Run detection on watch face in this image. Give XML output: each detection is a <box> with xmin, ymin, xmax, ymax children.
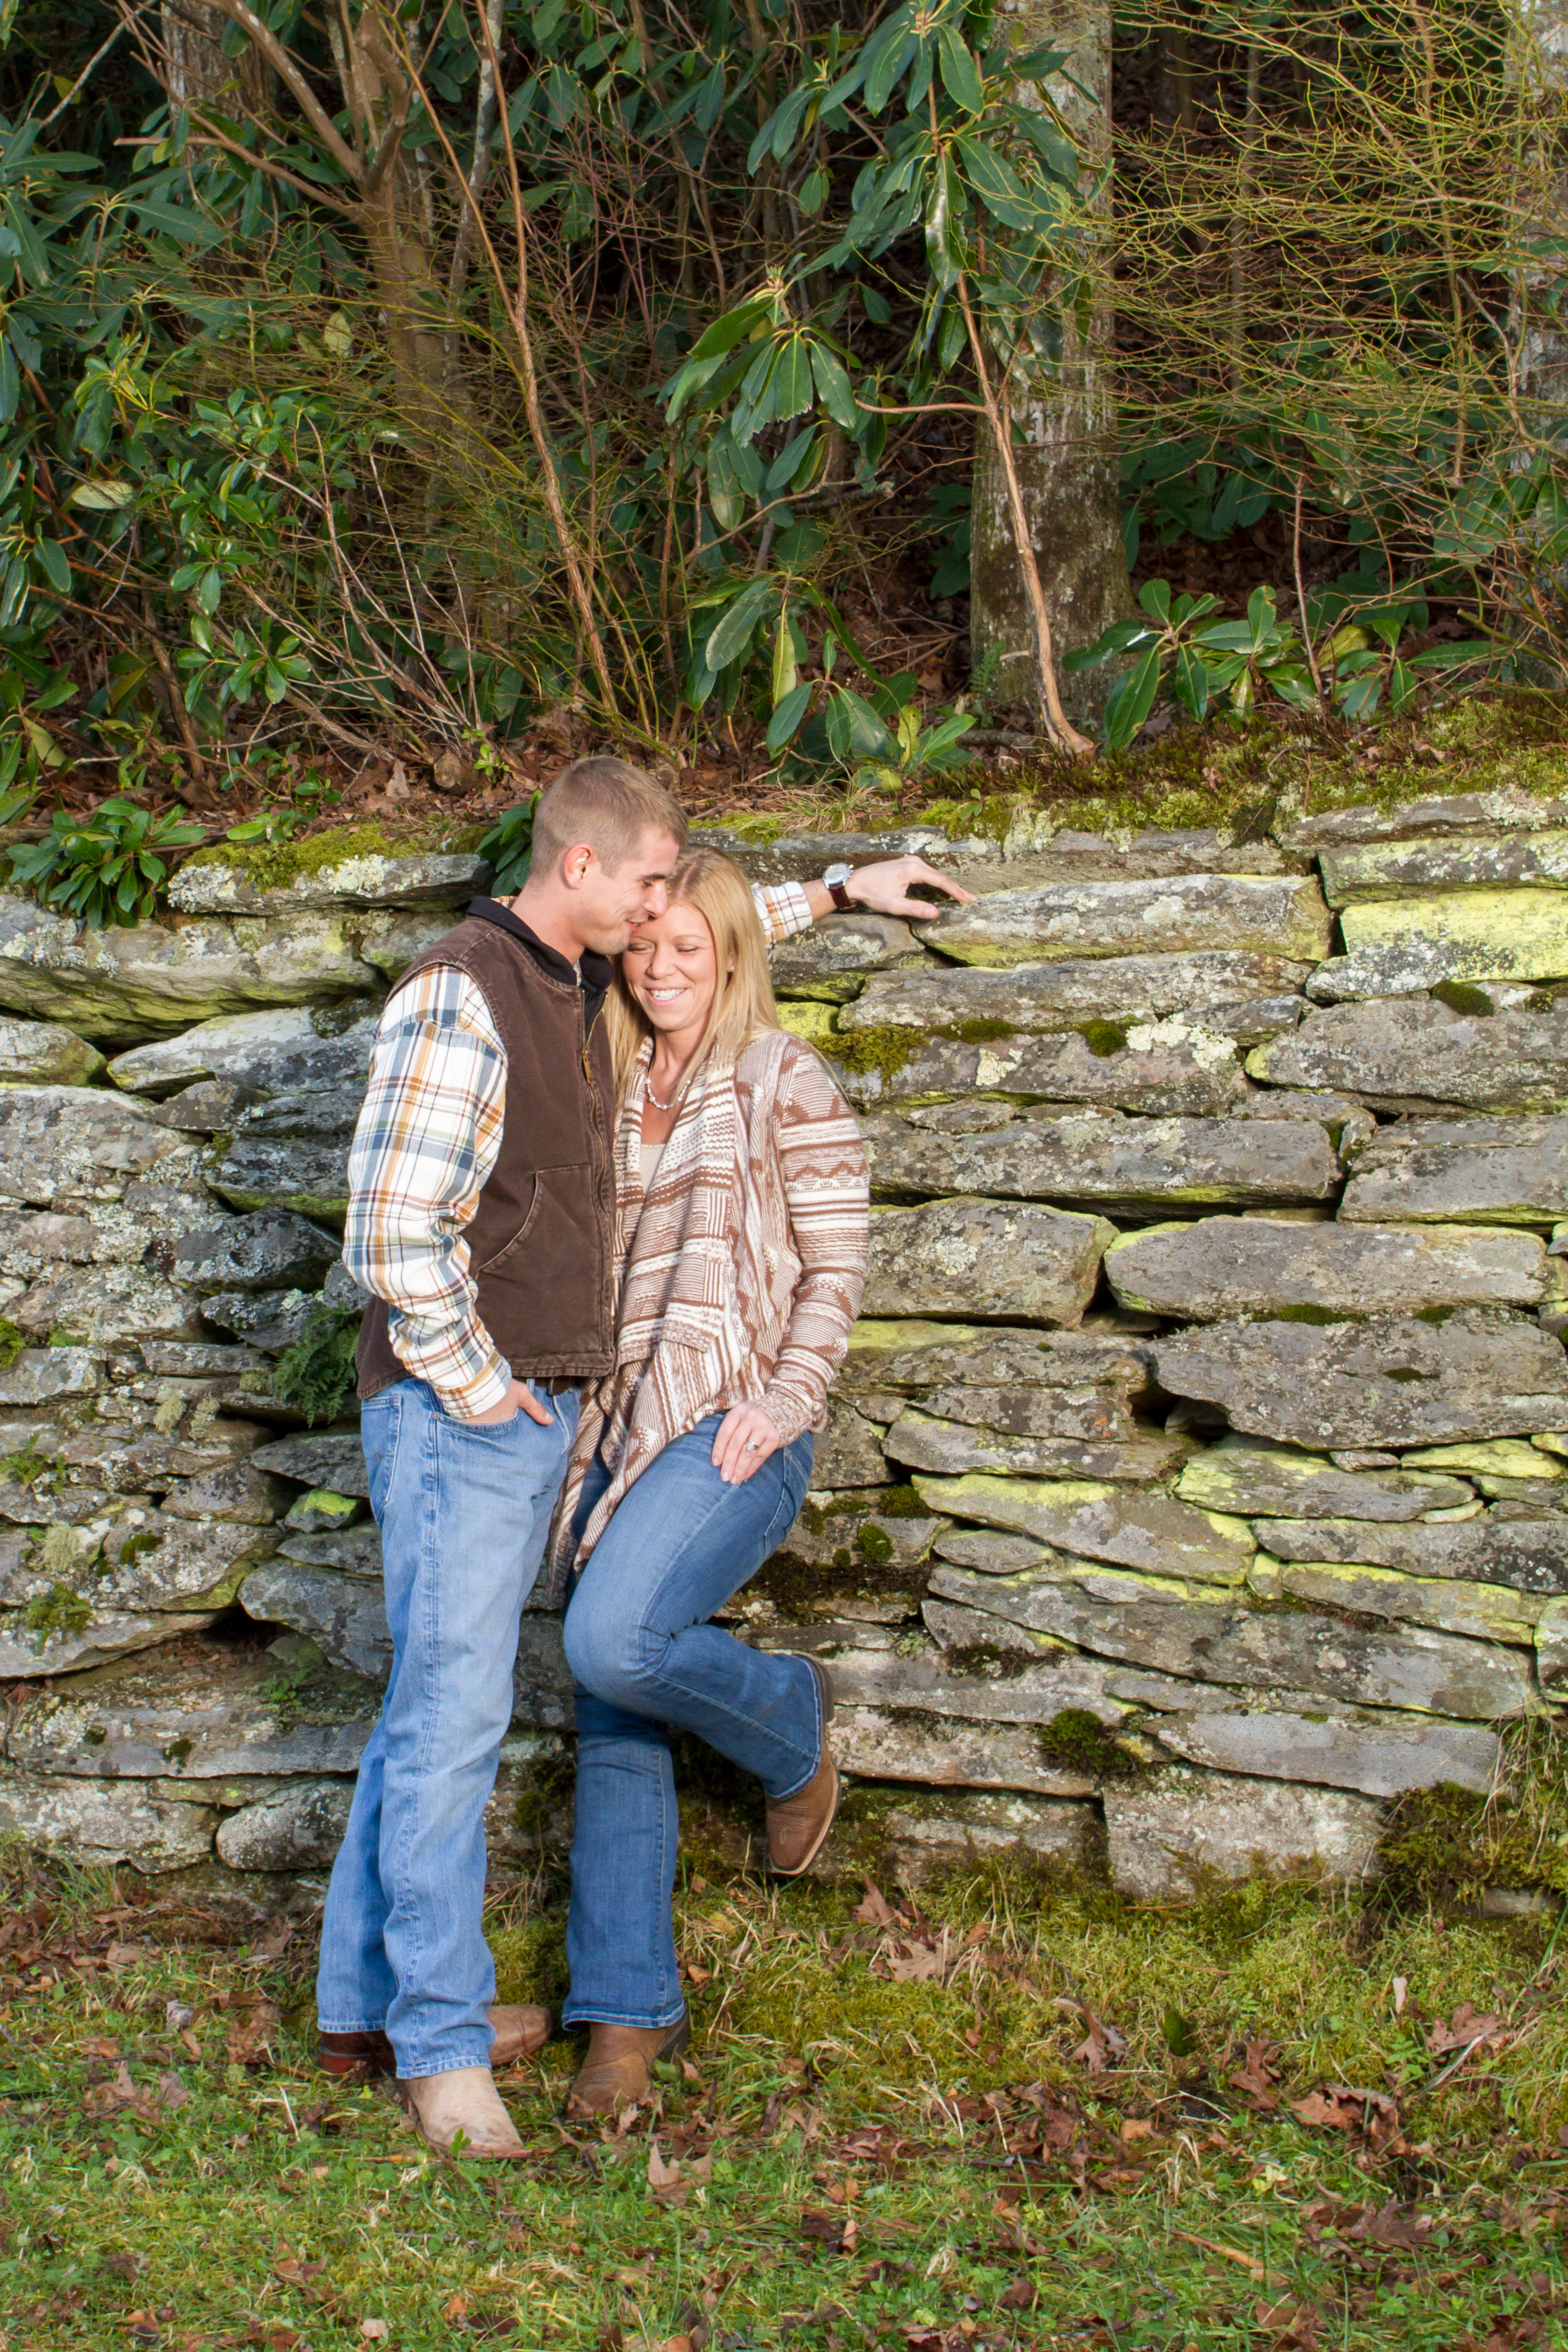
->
<box><xmin>823</xmin><ymin>863</ymin><xmax>853</xmax><ymax>887</ymax></box>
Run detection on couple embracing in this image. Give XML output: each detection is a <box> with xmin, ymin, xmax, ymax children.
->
<box><xmin>311</xmin><ymin>758</ymin><xmax>973</xmax><ymax>2155</ymax></box>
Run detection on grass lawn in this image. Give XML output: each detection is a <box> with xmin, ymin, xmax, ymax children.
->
<box><xmin>1</xmin><ymin>1850</ymin><xmax>1564</xmax><ymax>2352</ymax></box>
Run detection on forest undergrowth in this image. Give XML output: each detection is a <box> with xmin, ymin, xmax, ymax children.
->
<box><xmin>2</xmin><ymin>1841</ymin><xmax>1565</xmax><ymax>2352</ymax></box>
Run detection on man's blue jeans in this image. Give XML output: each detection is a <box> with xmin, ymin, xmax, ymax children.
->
<box><xmin>560</xmin><ymin>1414</ymin><xmax>817</xmax><ymax>2030</ymax></box>
<box><xmin>316</xmin><ymin>1376</ymin><xmax>578</xmax><ymax>2080</ymax></box>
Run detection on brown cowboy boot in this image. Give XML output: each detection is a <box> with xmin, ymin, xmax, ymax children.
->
<box><xmin>319</xmin><ymin>2002</ymin><xmax>551</xmax><ymax>2082</ymax></box>
<box><xmin>766</xmin><ymin>1657</ymin><xmax>839</xmax><ymax>1876</ymax></box>
<box><xmin>566</xmin><ymin>2018</ymin><xmax>690</xmax><ymax>2116</ymax></box>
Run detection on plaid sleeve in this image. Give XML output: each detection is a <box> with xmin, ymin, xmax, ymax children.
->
<box><xmin>342</xmin><ymin>965</ymin><xmax>513</xmax><ymax>1419</ymax></box>
<box><xmin>753</xmin><ymin>879</ymin><xmax>815</xmax><ymax>946</ymax></box>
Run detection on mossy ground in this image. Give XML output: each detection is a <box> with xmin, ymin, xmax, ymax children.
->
<box><xmin>4</xmin><ymin>1839</ymin><xmax>1565</xmax><ymax>2351</ymax></box>
<box><xmin>737</xmin><ymin>685</ymin><xmax>1568</xmax><ymax>845</ymax></box>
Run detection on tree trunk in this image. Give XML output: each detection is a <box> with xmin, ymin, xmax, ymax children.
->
<box><xmin>329</xmin><ymin>4</ymin><xmax>455</xmax><ymax>450</ymax></box>
<box><xmin>970</xmin><ymin>0</ymin><xmax>1131</xmax><ymax>723</ymax></box>
<box><xmin>1513</xmin><ymin>0</ymin><xmax>1568</xmax><ymax>420</ymax></box>
<box><xmin>162</xmin><ymin>0</ymin><xmax>265</xmax><ymax>110</ymax></box>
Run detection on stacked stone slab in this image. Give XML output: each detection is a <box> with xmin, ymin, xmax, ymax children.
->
<box><xmin>1</xmin><ymin>807</ymin><xmax>1565</xmax><ymax>1909</ymax></box>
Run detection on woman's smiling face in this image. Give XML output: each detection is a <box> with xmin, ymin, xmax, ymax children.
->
<box><xmin>622</xmin><ymin>899</ymin><xmax>722</xmax><ymax>1047</ymax></box>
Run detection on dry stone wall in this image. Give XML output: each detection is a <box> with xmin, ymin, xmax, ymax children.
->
<box><xmin>1</xmin><ymin>799</ymin><xmax>1566</xmax><ymax>1912</ymax></box>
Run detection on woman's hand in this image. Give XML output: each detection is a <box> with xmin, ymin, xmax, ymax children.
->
<box><xmin>712</xmin><ymin>1401</ymin><xmax>783</xmax><ymax>1484</ymax></box>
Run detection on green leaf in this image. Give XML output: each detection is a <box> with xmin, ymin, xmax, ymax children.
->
<box><xmin>560</xmin><ymin>179</ymin><xmax>595</xmax><ymax>242</ymax></box>
<box><xmin>864</xmin><ymin>28</ymin><xmax>918</xmax><ymax>115</ymax></box>
<box><xmin>825</xmin><ymin>686</ymin><xmax>892</xmax><ymax>760</ymax></box>
<box><xmin>684</xmin><ymin>298</ymin><xmax>774</xmax><ymax>367</ymax></box>
<box><xmin>771</xmin><ymin>611</ymin><xmax>799</xmax><ymax>704</ymax></box>
<box><xmin>1063</xmin><ymin>618</ymin><xmax>1154</xmax><ymax>672</ymax></box>
<box><xmin>954</xmin><ymin>133</ymin><xmax>1035</xmax><ymax>231</ymax></box>
<box><xmin>766</xmin><ymin>681</ymin><xmax>812</xmax><ymax>753</ymax></box>
<box><xmin>1138</xmin><ymin>579</ymin><xmax>1172</xmax><ymax>625</ymax></box>
<box><xmin>32</xmin><ymin>540</ymin><xmax>69</xmax><ymax>595</ymax></box>
<box><xmin>1172</xmin><ymin>643</ymin><xmax>1210</xmax><ymax>722</ymax></box>
<box><xmin>861</xmin><ymin>285</ymin><xmax>892</xmax><ymax>324</ymax></box>
<box><xmin>68</xmin><ymin>479</ymin><xmax>134</xmax><ymax>510</ymax></box>
<box><xmin>703</xmin><ymin>578</ymin><xmax>779</xmax><ymax>670</ymax></box>
<box><xmin>924</xmin><ymin>155</ymin><xmax>960</xmax><ymax>290</ymax></box>
<box><xmin>766</xmin><ymin>428</ymin><xmax>817</xmax><ymax>495</ymax></box>
<box><xmin>809</xmin><ymin>342</ymin><xmax>860</xmax><ymax>432</ymax></box>
<box><xmin>1100</xmin><ymin>643</ymin><xmax>1162</xmax><ymax>750</ymax></box>
<box><xmin>748</xmin><ymin>84</ymin><xmax>812</xmax><ymax>173</ymax></box>
<box><xmin>771</xmin><ymin>339</ymin><xmax>815</xmax><ymax>423</ymax></box>
<box><xmin>937</xmin><ymin>27</ymin><xmax>986</xmax><ymax>112</ymax></box>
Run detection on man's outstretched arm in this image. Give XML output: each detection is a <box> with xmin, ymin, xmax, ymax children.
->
<box><xmin>754</xmin><ymin>853</ymin><xmax>977</xmax><ymax>944</ymax></box>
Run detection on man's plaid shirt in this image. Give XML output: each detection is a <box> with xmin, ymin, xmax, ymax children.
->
<box><xmin>342</xmin><ymin>881</ymin><xmax>818</xmax><ymax>1418</ymax></box>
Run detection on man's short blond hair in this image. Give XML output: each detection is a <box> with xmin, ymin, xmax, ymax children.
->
<box><xmin>531</xmin><ymin>758</ymin><xmax>688</xmax><ymax>877</ymax></box>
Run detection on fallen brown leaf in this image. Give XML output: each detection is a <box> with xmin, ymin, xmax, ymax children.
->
<box><xmin>226</xmin><ymin>2004</ymin><xmax>282</xmax><ymax>2067</ymax></box>
<box><xmin>1229</xmin><ymin>2035</ymin><xmax>1284</xmax><ymax>2111</ymax></box>
<box><xmin>1427</xmin><ymin>2004</ymin><xmax>1504</xmax><ymax>2057</ymax></box>
<box><xmin>647</xmin><ymin>2141</ymin><xmax>681</xmax><ymax>2195</ymax></box>
<box><xmin>852</xmin><ymin>1881</ymin><xmax>897</xmax><ymax>1927</ymax></box>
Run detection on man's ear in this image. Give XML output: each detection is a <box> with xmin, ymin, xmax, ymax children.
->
<box><xmin>560</xmin><ymin>842</ymin><xmax>596</xmax><ymax>890</ymax></box>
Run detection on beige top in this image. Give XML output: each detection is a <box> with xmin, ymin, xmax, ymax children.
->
<box><xmin>638</xmin><ymin>1138</ymin><xmax>665</xmax><ymax>1191</ymax></box>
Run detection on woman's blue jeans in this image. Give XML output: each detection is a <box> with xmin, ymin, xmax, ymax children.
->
<box><xmin>561</xmin><ymin>1414</ymin><xmax>817</xmax><ymax>2029</ymax></box>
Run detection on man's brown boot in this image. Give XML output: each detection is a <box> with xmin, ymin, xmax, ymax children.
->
<box><xmin>567</xmin><ymin>2018</ymin><xmax>689</xmax><ymax>2116</ymax></box>
<box><xmin>766</xmin><ymin>1657</ymin><xmax>839</xmax><ymax>1876</ymax></box>
<box><xmin>319</xmin><ymin>2002</ymin><xmax>550</xmax><ymax>2082</ymax></box>
<box><xmin>399</xmin><ymin>2066</ymin><xmax>526</xmax><ymax>2159</ymax></box>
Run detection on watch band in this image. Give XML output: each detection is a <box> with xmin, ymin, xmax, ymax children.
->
<box><xmin>827</xmin><ymin>877</ymin><xmax>853</xmax><ymax>912</ymax></box>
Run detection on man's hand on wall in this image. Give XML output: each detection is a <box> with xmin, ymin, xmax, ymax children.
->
<box><xmin>845</xmin><ymin>855</ymin><xmax>978</xmax><ymax>920</ymax></box>
<box><xmin>799</xmin><ymin>856</ymin><xmax>978</xmax><ymax>924</ymax></box>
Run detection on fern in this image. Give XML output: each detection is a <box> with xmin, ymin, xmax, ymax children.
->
<box><xmin>271</xmin><ymin>1304</ymin><xmax>361</xmax><ymax>1427</ymax></box>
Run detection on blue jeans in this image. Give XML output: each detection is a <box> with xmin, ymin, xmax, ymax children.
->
<box><xmin>316</xmin><ymin>1376</ymin><xmax>579</xmax><ymax>2080</ymax></box>
<box><xmin>560</xmin><ymin>1414</ymin><xmax>817</xmax><ymax>2030</ymax></box>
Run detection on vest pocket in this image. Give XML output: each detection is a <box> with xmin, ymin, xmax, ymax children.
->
<box><xmin>477</xmin><ymin>1163</ymin><xmax>606</xmax><ymax>1356</ymax></box>
<box><xmin>475</xmin><ymin>1172</ymin><xmax>543</xmax><ymax>1272</ymax></box>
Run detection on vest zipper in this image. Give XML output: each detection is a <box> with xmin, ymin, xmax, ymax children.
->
<box><xmin>580</xmin><ymin>996</ymin><xmax>611</xmax><ymax>1339</ymax></box>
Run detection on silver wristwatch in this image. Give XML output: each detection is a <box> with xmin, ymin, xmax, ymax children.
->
<box><xmin>822</xmin><ymin>861</ymin><xmax>854</xmax><ymax>912</ymax></box>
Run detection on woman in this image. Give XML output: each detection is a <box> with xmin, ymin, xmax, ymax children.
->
<box><xmin>538</xmin><ymin>847</ymin><xmax>869</xmax><ymax>2116</ymax></box>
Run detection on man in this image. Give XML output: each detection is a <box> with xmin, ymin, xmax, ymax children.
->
<box><xmin>314</xmin><ymin>757</ymin><xmax>975</xmax><ymax>2157</ymax></box>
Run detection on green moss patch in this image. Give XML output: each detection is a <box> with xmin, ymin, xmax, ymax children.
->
<box><xmin>825</xmin><ymin>1024</ymin><xmax>921</xmax><ymax>1087</ymax></box>
<box><xmin>1373</xmin><ymin>1720</ymin><xmax>1568</xmax><ymax>1915</ymax></box>
<box><xmin>1037</xmin><ymin>1706</ymin><xmax>1151</xmax><ymax>1782</ymax></box>
<box><xmin>1430</xmin><ymin>980</ymin><xmax>1497</xmax><ymax>1017</ymax></box>
<box><xmin>182</xmin><ymin>820</ymin><xmax>477</xmax><ymax>895</ymax></box>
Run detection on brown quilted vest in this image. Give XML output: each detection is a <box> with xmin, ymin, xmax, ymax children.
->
<box><xmin>355</xmin><ymin>902</ymin><xmax>617</xmax><ymax>1397</ymax></box>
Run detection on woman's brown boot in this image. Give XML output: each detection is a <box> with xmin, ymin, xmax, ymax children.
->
<box><xmin>567</xmin><ymin>2018</ymin><xmax>689</xmax><ymax>2115</ymax></box>
<box><xmin>766</xmin><ymin>1656</ymin><xmax>839</xmax><ymax>1876</ymax></box>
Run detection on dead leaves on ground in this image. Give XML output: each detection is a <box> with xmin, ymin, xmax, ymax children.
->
<box><xmin>1303</xmin><ymin>2196</ymin><xmax>1438</xmax><ymax>2258</ymax></box>
<box><xmin>645</xmin><ymin>2137</ymin><xmax>713</xmax><ymax>2207</ymax></box>
<box><xmin>1288</xmin><ymin>2082</ymin><xmax>1407</xmax><ymax>2155</ymax></box>
<box><xmin>81</xmin><ymin>2060</ymin><xmax>191</xmax><ymax>2124</ymax></box>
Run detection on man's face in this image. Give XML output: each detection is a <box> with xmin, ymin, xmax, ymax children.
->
<box><xmin>572</xmin><ymin>828</ymin><xmax>681</xmax><ymax>956</ymax></box>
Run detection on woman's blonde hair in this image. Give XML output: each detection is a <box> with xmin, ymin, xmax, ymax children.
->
<box><xmin>606</xmin><ymin>846</ymin><xmax>780</xmax><ymax>1094</ymax></box>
